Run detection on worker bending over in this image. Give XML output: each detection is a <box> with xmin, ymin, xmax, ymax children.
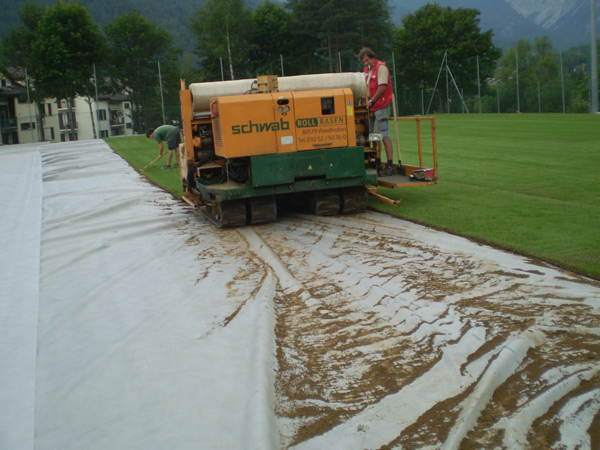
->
<box><xmin>146</xmin><ymin>124</ymin><xmax>181</xmax><ymax>170</ymax></box>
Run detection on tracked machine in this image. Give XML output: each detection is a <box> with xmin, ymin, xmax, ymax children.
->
<box><xmin>178</xmin><ymin>73</ymin><xmax>437</xmax><ymax>227</ymax></box>
<box><xmin>178</xmin><ymin>73</ymin><xmax>378</xmax><ymax>227</ymax></box>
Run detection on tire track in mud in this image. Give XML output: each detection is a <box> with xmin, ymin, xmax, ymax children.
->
<box><xmin>239</xmin><ymin>213</ymin><xmax>600</xmax><ymax>449</ymax></box>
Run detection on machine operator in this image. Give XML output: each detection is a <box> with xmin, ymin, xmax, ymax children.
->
<box><xmin>359</xmin><ymin>47</ymin><xmax>395</xmax><ymax>178</ymax></box>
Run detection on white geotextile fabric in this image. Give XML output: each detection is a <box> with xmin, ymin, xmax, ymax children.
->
<box><xmin>1</xmin><ymin>140</ymin><xmax>599</xmax><ymax>449</ymax></box>
<box><xmin>0</xmin><ymin>145</ymin><xmax>42</xmax><ymax>450</ymax></box>
<box><xmin>0</xmin><ymin>140</ymin><xmax>277</xmax><ymax>450</ymax></box>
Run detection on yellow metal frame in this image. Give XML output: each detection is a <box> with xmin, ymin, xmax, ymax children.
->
<box><xmin>377</xmin><ymin>116</ymin><xmax>438</xmax><ymax>189</ymax></box>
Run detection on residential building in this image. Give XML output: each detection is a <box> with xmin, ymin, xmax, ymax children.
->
<box><xmin>16</xmin><ymin>94</ymin><xmax>134</xmax><ymax>144</ymax></box>
<box><xmin>1</xmin><ymin>69</ymin><xmax>134</xmax><ymax>145</ymax></box>
<box><xmin>96</xmin><ymin>93</ymin><xmax>133</xmax><ymax>139</ymax></box>
<box><xmin>0</xmin><ymin>71</ymin><xmax>21</xmax><ymax>145</ymax></box>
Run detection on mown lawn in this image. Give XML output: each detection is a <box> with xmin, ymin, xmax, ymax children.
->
<box><xmin>377</xmin><ymin>113</ymin><xmax>600</xmax><ymax>279</ymax></box>
<box><xmin>106</xmin><ymin>135</ymin><xmax>184</xmax><ymax>198</ymax></box>
<box><xmin>106</xmin><ymin>113</ymin><xmax>600</xmax><ymax>279</ymax></box>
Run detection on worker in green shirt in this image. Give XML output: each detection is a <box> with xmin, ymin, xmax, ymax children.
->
<box><xmin>146</xmin><ymin>124</ymin><xmax>181</xmax><ymax>169</ymax></box>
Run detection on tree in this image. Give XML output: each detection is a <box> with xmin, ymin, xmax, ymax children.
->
<box><xmin>286</xmin><ymin>0</ymin><xmax>393</xmax><ymax>74</ymax></box>
<box><xmin>181</xmin><ymin>53</ymin><xmax>201</xmax><ymax>84</ymax></box>
<box><xmin>393</xmin><ymin>4</ymin><xmax>501</xmax><ymax>115</ymax></box>
<box><xmin>30</xmin><ymin>0</ymin><xmax>105</xmax><ymax>140</ymax></box>
<box><xmin>0</xmin><ymin>4</ymin><xmax>43</xmax><ymax>77</ymax></box>
<box><xmin>189</xmin><ymin>0</ymin><xmax>253</xmax><ymax>81</ymax></box>
<box><xmin>1</xmin><ymin>4</ymin><xmax>48</xmax><ymax>140</ymax></box>
<box><xmin>496</xmin><ymin>37</ymin><xmax>562</xmax><ymax>113</ymax></box>
<box><xmin>532</xmin><ymin>36</ymin><xmax>560</xmax><ymax>112</ymax></box>
<box><xmin>559</xmin><ymin>39</ymin><xmax>600</xmax><ymax>112</ymax></box>
<box><xmin>249</xmin><ymin>1</ymin><xmax>292</xmax><ymax>76</ymax></box>
<box><xmin>104</xmin><ymin>11</ymin><xmax>180</xmax><ymax>133</ymax></box>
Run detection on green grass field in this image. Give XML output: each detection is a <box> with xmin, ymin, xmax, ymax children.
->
<box><xmin>378</xmin><ymin>113</ymin><xmax>600</xmax><ymax>279</ymax></box>
<box><xmin>106</xmin><ymin>135</ymin><xmax>184</xmax><ymax>198</ymax></box>
<box><xmin>106</xmin><ymin>113</ymin><xmax>600</xmax><ymax>279</ymax></box>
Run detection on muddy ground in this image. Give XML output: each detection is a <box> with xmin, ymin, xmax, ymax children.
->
<box><xmin>10</xmin><ymin>140</ymin><xmax>597</xmax><ymax>450</ymax></box>
<box><xmin>190</xmin><ymin>211</ymin><xmax>600</xmax><ymax>449</ymax></box>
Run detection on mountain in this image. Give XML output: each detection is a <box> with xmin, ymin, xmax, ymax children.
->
<box><xmin>523</xmin><ymin>0</ymin><xmax>599</xmax><ymax>48</ymax></box>
<box><xmin>1</xmin><ymin>0</ymin><xmax>597</xmax><ymax>56</ymax></box>
<box><xmin>390</xmin><ymin>0</ymin><xmax>599</xmax><ymax>49</ymax></box>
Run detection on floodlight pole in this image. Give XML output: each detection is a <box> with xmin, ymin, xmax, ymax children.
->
<box><xmin>591</xmin><ymin>0</ymin><xmax>598</xmax><ymax>113</ymax></box>
<box><xmin>427</xmin><ymin>52</ymin><xmax>448</xmax><ymax>114</ymax></box>
<box><xmin>496</xmin><ymin>84</ymin><xmax>500</xmax><ymax>113</ymax></box>
<box><xmin>560</xmin><ymin>50</ymin><xmax>566</xmax><ymax>113</ymax></box>
<box><xmin>25</xmin><ymin>69</ymin><xmax>35</xmax><ymax>142</ymax></box>
<box><xmin>445</xmin><ymin>50</ymin><xmax>450</xmax><ymax>113</ymax></box>
<box><xmin>158</xmin><ymin>61</ymin><xmax>166</xmax><ymax>125</ymax></box>
<box><xmin>93</xmin><ymin>63</ymin><xmax>100</xmax><ymax>138</ymax></box>
<box><xmin>515</xmin><ymin>45</ymin><xmax>520</xmax><ymax>112</ymax></box>
<box><xmin>225</xmin><ymin>16</ymin><xmax>234</xmax><ymax>80</ymax></box>
<box><xmin>476</xmin><ymin>55</ymin><xmax>482</xmax><ymax>113</ymax></box>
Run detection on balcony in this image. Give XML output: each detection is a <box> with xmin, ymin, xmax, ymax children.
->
<box><xmin>57</xmin><ymin>99</ymin><xmax>76</xmax><ymax>110</ymax></box>
<box><xmin>109</xmin><ymin>109</ymin><xmax>128</xmax><ymax>127</ymax></box>
<box><xmin>59</xmin><ymin>122</ymin><xmax>78</xmax><ymax>131</ymax></box>
<box><xmin>110</xmin><ymin>116</ymin><xmax>125</xmax><ymax>126</ymax></box>
<box><xmin>0</xmin><ymin>118</ymin><xmax>17</xmax><ymax>129</ymax></box>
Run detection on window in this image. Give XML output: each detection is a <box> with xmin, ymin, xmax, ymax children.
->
<box><xmin>123</xmin><ymin>102</ymin><xmax>130</xmax><ymax>109</ymax></box>
<box><xmin>100</xmin><ymin>130</ymin><xmax>109</xmax><ymax>138</ymax></box>
<box><xmin>321</xmin><ymin>97</ymin><xmax>335</xmax><ymax>115</ymax></box>
<box><xmin>20</xmin><ymin>122</ymin><xmax>36</xmax><ymax>130</ymax></box>
<box><xmin>47</xmin><ymin>103</ymin><xmax>52</xmax><ymax>116</ymax></box>
<box><xmin>57</xmin><ymin>99</ymin><xmax>75</xmax><ymax>109</ymax></box>
<box><xmin>50</xmin><ymin>127</ymin><xmax>55</xmax><ymax>140</ymax></box>
<box><xmin>97</xmin><ymin>109</ymin><xmax>107</xmax><ymax>121</ymax></box>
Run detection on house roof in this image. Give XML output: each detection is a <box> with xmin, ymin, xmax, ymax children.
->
<box><xmin>97</xmin><ymin>93</ymin><xmax>128</xmax><ymax>102</ymax></box>
<box><xmin>0</xmin><ymin>85</ymin><xmax>22</xmax><ymax>97</ymax></box>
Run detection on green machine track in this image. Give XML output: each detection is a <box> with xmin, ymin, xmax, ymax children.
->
<box><xmin>195</xmin><ymin>146</ymin><xmax>375</xmax><ymax>227</ymax></box>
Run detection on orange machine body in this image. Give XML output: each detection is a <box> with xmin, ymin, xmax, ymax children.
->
<box><xmin>212</xmin><ymin>88</ymin><xmax>356</xmax><ymax>158</ymax></box>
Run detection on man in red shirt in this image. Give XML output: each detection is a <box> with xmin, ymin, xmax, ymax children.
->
<box><xmin>359</xmin><ymin>47</ymin><xmax>395</xmax><ymax>177</ymax></box>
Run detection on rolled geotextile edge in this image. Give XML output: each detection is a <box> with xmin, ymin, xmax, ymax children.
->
<box><xmin>189</xmin><ymin>73</ymin><xmax>367</xmax><ymax>113</ymax></box>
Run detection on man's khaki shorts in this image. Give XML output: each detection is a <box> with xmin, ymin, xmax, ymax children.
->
<box><xmin>369</xmin><ymin>106</ymin><xmax>390</xmax><ymax>138</ymax></box>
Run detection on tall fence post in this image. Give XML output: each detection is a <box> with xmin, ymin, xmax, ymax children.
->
<box><xmin>476</xmin><ymin>55</ymin><xmax>482</xmax><ymax>113</ymax></box>
<box><xmin>515</xmin><ymin>46</ymin><xmax>521</xmax><ymax>112</ymax></box>
<box><xmin>158</xmin><ymin>61</ymin><xmax>166</xmax><ymax>125</ymax></box>
<box><xmin>25</xmin><ymin>69</ymin><xmax>35</xmax><ymax>142</ymax></box>
<box><xmin>560</xmin><ymin>50</ymin><xmax>566</xmax><ymax>113</ymax></box>
<box><xmin>93</xmin><ymin>63</ymin><xmax>100</xmax><ymax>138</ymax></box>
<box><xmin>591</xmin><ymin>0</ymin><xmax>598</xmax><ymax>113</ymax></box>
